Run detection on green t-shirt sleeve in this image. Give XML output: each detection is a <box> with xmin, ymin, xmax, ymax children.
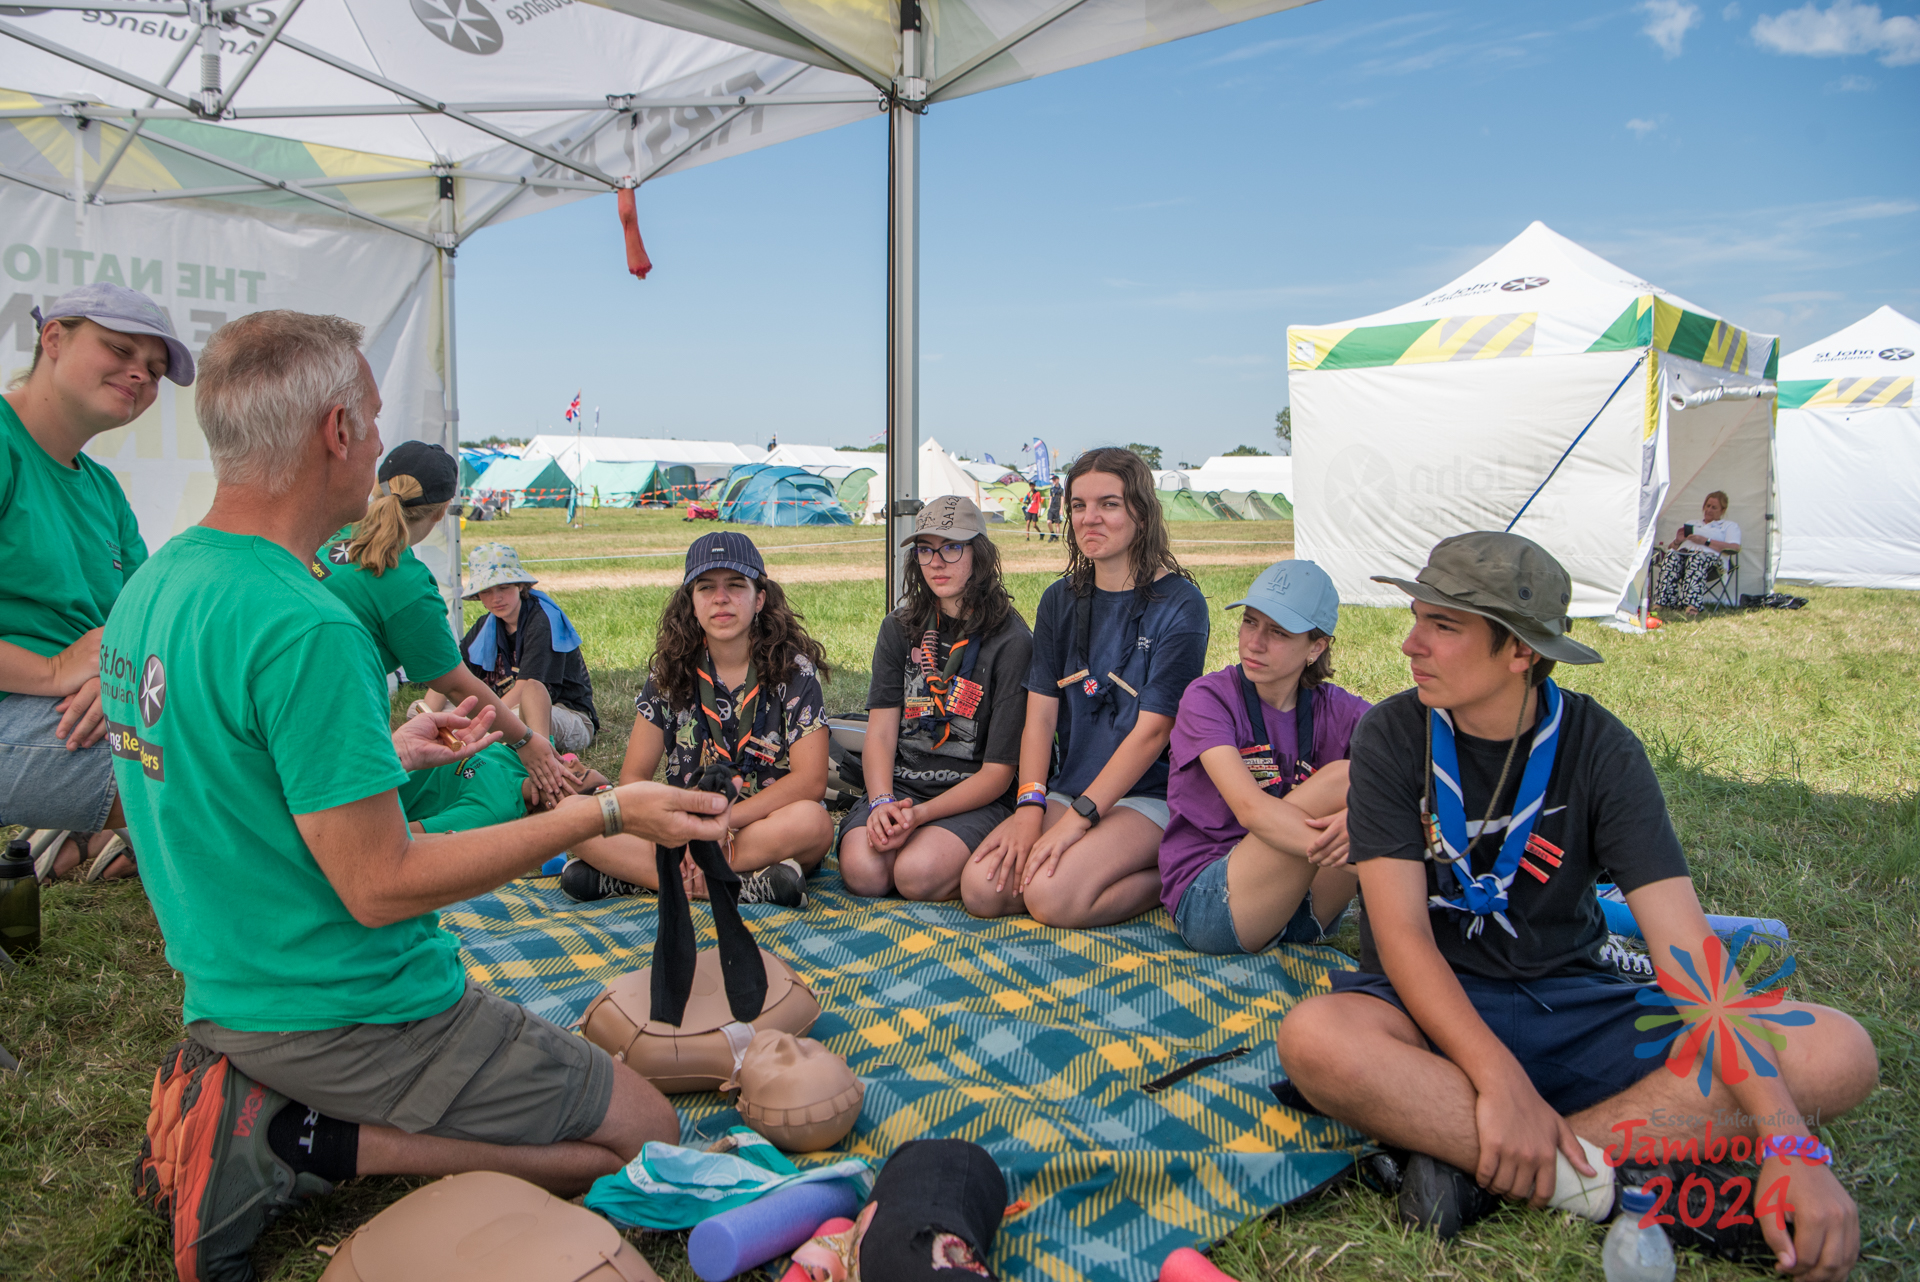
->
<box><xmin>383</xmin><ymin>557</ymin><xmax>462</xmax><ymax>681</ymax></box>
<box><xmin>115</xmin><ymin>479</ymin><xmax>148</xmax><ymax>586</ymax></box>
<box><xmin>416</xmin><ymin>746</ymin><xmax>528</xmax><ymax>833</ymax></box>
<box><xmin>256</xmin><ymin>620</ymin><xmax>408</xmax><ymax>815</ymax></box>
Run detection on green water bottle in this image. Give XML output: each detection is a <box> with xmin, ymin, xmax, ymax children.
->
<box><xmin>0</xmin><ymin>838</ymin><xmax>41</xmax><ymax>961</ymax></box>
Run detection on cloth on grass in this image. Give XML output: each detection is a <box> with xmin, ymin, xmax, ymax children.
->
<box><xmin>441</xmin><ymin>863</ymin><xmax>1363</xmax><ymax>1282</ymax></box>
<box><xmin>585</xmin><ymin>1126</ymin><xmax>872</xmax><ymax>1229</ymax></box>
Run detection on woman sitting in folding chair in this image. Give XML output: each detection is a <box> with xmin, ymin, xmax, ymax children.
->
<box><xmin>1653</xmin><ymin>490</ymin><xmax>1741</xmax><ymax>618</ymax></box>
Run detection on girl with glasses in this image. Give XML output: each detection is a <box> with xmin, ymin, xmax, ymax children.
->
<box><xmin>839</xmin><ymin>496</ymin><xmax>1033</xmax><ymax>901</ymax></box>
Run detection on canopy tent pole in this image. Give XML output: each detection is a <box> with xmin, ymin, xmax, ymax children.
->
<box><xmin>885</xmin><ymin>0</ymin><xmax>926</xmax><ymax>607</ymax></box>
<box><xmin>438</xmin><ymin>170</ymin><xmax>463</xmax><ymax>633</ymax></box>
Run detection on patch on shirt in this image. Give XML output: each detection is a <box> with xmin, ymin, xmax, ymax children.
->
<box><xmin>107</xmin><ymin>720</ymin><xmax>165</xmax><ymax>781</ymax></box>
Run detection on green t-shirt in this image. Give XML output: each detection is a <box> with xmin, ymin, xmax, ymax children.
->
<box><xmin>0</xmin><ymin>398</ymin><xmax>148</xmax><ymax>699</ymax></box>
<box><xmin>103</xmin><ymin>527</ymin><xmax>463</xmax><ymax>1031</ymax></box>
<box><xmin>312</xmin><ymin>527</ymin><xmax>462</xmax><ymax>683</ymax></box>
<box><xmin>399</xmin><ymin>742</ymin><xmax>531</xmax><ymax>834</ymax></box>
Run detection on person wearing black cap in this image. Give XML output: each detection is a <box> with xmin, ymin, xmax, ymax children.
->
<box><xmin>316</xmin><ymin>441</ymin><xmax>571</xmax><ymax>805</ymax></box>
<box><xmin>2</xmin><ymin>283</ymin><xmax>195</xmax><ymax>881</ymax></box>
<box><xmin>1275</xmin><ymin>532</ymin><xmax>1876</xmax><ymax>1277</ymax></box>
<box><xmin>559</xmin><ymin>531</ymin><xmax>831</xmax><ymax>908</ymax></box>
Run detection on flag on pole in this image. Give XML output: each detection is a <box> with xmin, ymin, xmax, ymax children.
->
<box><xmin>564</xmin><ymin>392</ymin><xmax>582</xmax><ymax>423</ymax></box>
<box><xmin>1032</xmin><ymin>440</ymin><xmax>1052</xmax><ymax>487</ymax></box>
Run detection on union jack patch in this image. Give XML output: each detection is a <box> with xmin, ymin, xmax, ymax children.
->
<box><xmin>1082</xmin><ymin>677</ymin><xmax>1100</xmax><ymax>696</ymax></box>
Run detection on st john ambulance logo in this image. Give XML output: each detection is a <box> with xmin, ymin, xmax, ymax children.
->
<box><xmin>138</xmin><ymin>655</ymin><xmax>166</xmax><ymax>728</ymax></box>
<box><xmin>1879</xmin><ymin>347</ymin><xmax>1913</xmax><ymax>362</ymax></box>
<box><xmin>1501</xmin><ymin>276</ymin><xmax>1550</xmax><ymax>291</ymax></box>
<box><xmin>412</xmin><ymin>0</ymin><xmax>504</xmax><ymax>54</ymax></box>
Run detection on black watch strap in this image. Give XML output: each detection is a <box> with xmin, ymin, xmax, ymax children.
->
<box><xmin>1071</xmin><ymin>793</ymin><xmax>1100</xmax><ymax>825</ymax></box>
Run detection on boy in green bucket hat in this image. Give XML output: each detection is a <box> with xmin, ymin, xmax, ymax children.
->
<box><xmin>1275</xmin><ymin>532</ymin><xmax>1877</xmax><ymax>1279</ymax></box>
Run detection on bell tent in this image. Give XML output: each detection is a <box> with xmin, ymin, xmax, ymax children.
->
<box><xmin>1775</xmin><ymin>306</ymin><xmax>1920</xmax><ymax>590</ymax></box>
<box><xmin>1289</xmin><ymin>221</ymin><xmax>1778</xmax><ymax>622</ymax></box>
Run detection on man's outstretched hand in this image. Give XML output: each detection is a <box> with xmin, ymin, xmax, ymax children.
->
<box><xmin>394</xmin><ymin>697</ymin><xmax>501</xmax><ymax>771</ymax></box>
<box><xmin>613</xmin><ymin>781</ymin><xmax>731</xmax><ymax>849</ymax></box>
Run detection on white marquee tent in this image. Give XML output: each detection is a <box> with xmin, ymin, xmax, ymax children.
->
<box><xmin>1289</xmin><ymin>221</ymin><xmax>1779</xmax><ymax>623</ymax></box>
<box><xmin>525</xmin><ymin>433</ymin><xmax>760</xmax><ymax>482</ymax></box>
<box><xmin>1775</xmin><ymin>305</ymin><xmax>1919</xmax><ymax>590</ymax></box>
<box><xmin>764</xmin><ymin>442</ymin><xmax>882</xmax><ymax>472</ymax></box>
<box><xmin>1185</xmin><ymin>454</ymin><xmax>1293</xmax><ymax>500</ymax></box>
<box><xmin>2</xmin><ymin>0</ymin><xmax>1322</xmax><ymax>606</ymax></box>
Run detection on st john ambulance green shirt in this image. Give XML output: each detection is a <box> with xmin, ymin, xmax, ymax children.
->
<box><xmin>313</xmin><ymin>527</ymin><xmax>462</xmax><ymax>683</ymax></box>
<box><xmin>0</xmin><ymin>398</ymin><xmax>147</xmax><ymax>699</ymax></box>
<box><xmin>103</xmin><ymin>527</ymin><xmax>464</xmax><ymax>1031</ymax></box>
<box><xmin>399</xmin><ymin>743</ymin><xmax>530</xmax><ymax>834</ymax></box>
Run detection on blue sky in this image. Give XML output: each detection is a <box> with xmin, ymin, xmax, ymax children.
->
<box><xmin>456</xmin><ymin>0</ymin><xmax>1919</xmax><ymax>465</ymax></box>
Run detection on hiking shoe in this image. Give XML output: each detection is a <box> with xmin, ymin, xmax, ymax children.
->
<box><xmin>1623</xmin><ymin>1160</ymin><xmax>1780</xmax><ymax>1263</ymax></box>
<box><xmin>737</xmin><ymin>858</ymin><xmax>807</xmax><ymax>909</ymax></box>
<box><xmin>133</xmin><ymin>1040</ymin><xmax>332</xmax><ymax>1282</ymax></box>
<box><xmin>1358</xmin><ymin>1146</ymin><xmax>1411</xmax><ymax>1196</ymax></box>
<box><xmin>1601</xmin><ymin>933</ymin><xmax>1656</xmax><ymax>981</ymax></box>
<box><xmin>1398</xmin><ymin>1153</ymin><xmax>1499</xmax><ymax>1238</ymax></box>
<box><xmin>559</xmin><ymin>858</ymin><xmax>646</xmax><ymax>902</ymax></box>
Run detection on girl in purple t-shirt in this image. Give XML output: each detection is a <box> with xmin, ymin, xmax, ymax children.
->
<box><xmin>1161</xmin><ymin>560</ymin><xmax>1370</xmax><ymax>953</ymax></box>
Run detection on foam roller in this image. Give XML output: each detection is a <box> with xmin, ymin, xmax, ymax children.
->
<box><xmin>776</xmin><ymin>1217</ymin><xmax>854</xmax><ymax>1282</ymax></box>
<box><xmin>1596</xmin><ymin>894</ymin><xmax>1788</xmax><ymax>943</ymax></box>
<box><xmin>1160</xmin><ymin>1246</ymin><xmax>1239</xmax><ymax>1281</ymax></box>
<box><xmin>687</xmin><ymin>1179</ymin><xmax>862</xmax><ymax>1281</ymax></box>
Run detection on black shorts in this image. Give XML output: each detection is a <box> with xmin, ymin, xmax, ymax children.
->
<box><xmin>835</xmin><ymin>795</ymin><xmax>1012</xmax><ymax>859</ymax></box>
<box><xmin>1329</xmin><ymin>969</ymin><xmax>1665</xmax><ymax>1116</ymax></box>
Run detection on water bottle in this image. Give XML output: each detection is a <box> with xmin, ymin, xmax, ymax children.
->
<box><xmin>1603</xmin><ymin>1186</ymin><xmax>1675</xmax><ymax>1282</ymax></box>
<box><xmin>0</xmin><ymin>838</ymin><xmax>42</xmax><ymax>961</ymax></box>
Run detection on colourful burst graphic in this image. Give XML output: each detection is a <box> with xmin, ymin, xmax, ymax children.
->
<box><xmin>1632</xmin><ymin>927</ymin><xmax>1814</xmax><ymax>1096</ymax></box>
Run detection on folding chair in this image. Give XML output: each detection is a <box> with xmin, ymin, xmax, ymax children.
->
<box><xmin>1702</xmin><ymin>550</ymin><xmax>1741</xmax><ymax>609</ymax></box>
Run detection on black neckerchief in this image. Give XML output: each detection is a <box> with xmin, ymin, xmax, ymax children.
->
<box><xmin>1237</xmin><ymin>664</ymin><xmax>1316</xmax><ymax>794</ymax></box>
<box><xmin>1060</xmin><ymin>588</ymin><xmax>1148</xmax><ymax>719</ymax></box>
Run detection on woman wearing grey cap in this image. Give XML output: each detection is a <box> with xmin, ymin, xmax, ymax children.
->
<box><xmin>0</xmin><ymin>284</ymin><xmax>193</xmax><ymax>880</ymax></box>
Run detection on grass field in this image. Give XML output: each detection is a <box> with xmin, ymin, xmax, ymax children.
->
<box><xmin>3</xmin><ymin>509</ymin><xmax>1916</xmax><ymax>1281</ymax></box>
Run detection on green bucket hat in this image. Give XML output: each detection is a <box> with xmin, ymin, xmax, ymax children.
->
<box><xmin>1372</xmin><ymin>531</ymin><xmax>1603</xmax><ymax>665</ymax></box>
<box><xmin>464</xmin><ymin>542</ymin><xmax>538</xmax><ymax>598</ymax></box>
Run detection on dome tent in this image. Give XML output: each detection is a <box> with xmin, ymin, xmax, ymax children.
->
<box><xmin>1775</xmin><ymin>306</ymin><xmax>1920</xmax><ymax>590</ymax></box>
<box><xmin>1290</xmin><ymin>221</ymin><xmax>1778</xmax><ymax>623</ymax></box>
<box><xmin>719</xmin><ymin>464</ymin><xmax>852</xmax><ymax>526</ymax></box>
<box><xmin>474</xmin><ymin>454</ymin><xmax>575</xmax><ymax>508</ymax></box>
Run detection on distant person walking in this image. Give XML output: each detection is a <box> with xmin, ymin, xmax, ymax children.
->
<box><xmin>1046</xmin><ymin>480</ymin><xmax>1063</xmax><ymax>543</ymax></box>
<box><xmin>1022</xmin><ymin>485</ymin><xmax>1045</xmax><ymax>541</ymax></box>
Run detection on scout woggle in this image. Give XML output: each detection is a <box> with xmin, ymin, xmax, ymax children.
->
<box><xmin>1424</xmin><ymin>678</ymin><xmax>1563</xmax><ymax>939</ymax></box>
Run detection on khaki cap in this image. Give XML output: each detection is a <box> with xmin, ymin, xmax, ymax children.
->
<box><xmin>1373</xmin><ymin>531</ymin><xmax>1603</xmax><ymax>665</ymax></box>
<box><xmin>899</xmin><ymin>494</ymin><xmax>987</xmax><ymax>545</ymax></box>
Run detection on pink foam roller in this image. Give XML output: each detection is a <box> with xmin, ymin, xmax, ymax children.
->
<box><xmin>1160</xmin><ymin>1246</ymin><xmax>1239</xmax><ymax>1282</ymax></box>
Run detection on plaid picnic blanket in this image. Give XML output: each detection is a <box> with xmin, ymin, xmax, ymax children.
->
<box><xmin>441</xmin><ymin>865</ymin><xmax>1365</xmax><ymax>1281</ymax></box>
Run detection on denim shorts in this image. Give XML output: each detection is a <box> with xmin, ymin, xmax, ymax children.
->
<box><xmin>1045</xmin><ymin>791</ymin><xmax>1170</xmax><ymax>829</ymax></box>
<box><xmin>1173</xmin><ymin>855</ymin><xmax>1326</xmax><ymax>954</ymax></box>
<box><xmin>1327</xmin><ymin>969</ymin><xmax>1666</xmax><ymax>1115</ymax></box>
<box><xmin>0</xmin><ymin>692</ymin><xmax>117</xmax><ymax>832</ymax></box>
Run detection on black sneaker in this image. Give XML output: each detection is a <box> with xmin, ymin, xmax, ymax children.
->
<box><xmin>737</xmin><ymin>858</ymin><xmax>807</xmax><ymax>909</ymax></box>
<box><xmin>1358</xmin><ymin>1147</ymin><xmax>1411</xmax><ymax>1196</ymax></box>
<box><xmin>559</xmin><ymin>858</ymin><xmax>646</xmax><ymax>902</ymax></box>
<box><xmin>133</xmin><ymin>1040</ymin><xmax>333</xmax><ymax>1282</ymax></box>
<box><xmin>1398</xmin><ymin>1153</ymin><xmax>1500</xmax><ymax>1238</ymax></box>
<box><xmin>1601</xmin><ymin>933</ymin><xmax>1656</xmax><ymax>981</ymax></box>
<box><xmin>1623</xmin><ymin>1160</ymin><xmax>1780</xmax><ymax>1263</ymax></box>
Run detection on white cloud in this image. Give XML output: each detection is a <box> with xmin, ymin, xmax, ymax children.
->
<box><xmin>1195</xmin><ymin>354</ymin><xmax>1272</xmax><ymax>367</ymax></box>
<box><xmin>1752</xmin><ymin>0</ymin><xmax>1920</xmax><ymax>65</ymax></box>
<box><xmin>1641</xmin><ymin>0</ymin><xmax>1703</xmax><ymax>54</ymax></box>
<box><xmin>1627</xmin><ymin>117</ymin><xmax>1662</xmax><ymax>135</ymax></box>
<box><xmin>1831</xmin><ymin>71</ymin><xmax>1877</xmax><ymax>86</ymax></box>
<box><xmin>1761</xmin><ymin>290</ymin><xmax>1845</xmax><ymax>301</ymax></box>
<box><xmin>1723</xmin><ymin>1</ymin><xmax>1742</xmax><ymax>17</ymax></box>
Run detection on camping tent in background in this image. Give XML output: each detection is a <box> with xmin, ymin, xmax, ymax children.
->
<box><xmin>835</xmin><ymin>467</ymin><xmax>879</xmax><ymax>519</ymax></box>
<box><xmin>576</xmin><ymin>459</ymin><xmax>664</xmax><ymax>506</ymax></box>
<box><xmin>1154</xmin><ymin>471</ymin><xmax>1193</xmax><ymax>491</ymax></box>
<box><xmin>528</xmin><ymin>436</ymin><xmax>760</xmax><ymax>484</ymax></box>
<box><xmin>718</xmin><ymin>464</ymin><xmax>853</xmax><ymax>525</ymax></box>
<box><xmin>958</xmin><ymin>459</ymin><xmax>1021</xmax><ymax>485</ymax></box>
<box><xmin>919</xmin><ymin>439</ymin><xmax>985</xmax><ymax>507</ymax></box>
<box><xmin>658</xmin><ymin>465</ymin><xmax>701</xmax><ymax>504</ymax></box>
<box><xmin>979</xmin><ymin>482</ymin><xmax>1028</xmax><ymax>522</ymax></box>
<box><xmin>1775</xmin><ymin>306</ymin><xmax>1920</xmax><ymax>590</ymax></box>
<box><xmin>765</xmin><ymin>444</ymin><xmax>884</xmax><ymax>472</ymax></box>
<box><xmin>458</xmin><ymin>454</ymin><xmax>483</xmax><ymax>492</ymax></box>
<box><xmin>1187</xmin><ymin>456</ymin><xmax>1294</xmax><ymax>502</ymax></box>
<box><xmin>1220</xmin><ymin>490</ymin><xmax>1293</xmax><ymax>520</ymax></box>
<box><xmin>474</xmin><ymin>454</ymin><xmax>575</xmax><ymax>508</ymax></box>
<box><xmin>1289</xmin><ymin>221</ymin><xmax>1778</xmax><ymax>622</ymax></box>
<box><xmin>1157</xmin><ymin>489</ymin><xmax>1218</xmax><ymax>521</ymax></box>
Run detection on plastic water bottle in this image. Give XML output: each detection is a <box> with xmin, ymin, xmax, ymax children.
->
<box><xmin>1603</xmin><ymin>1187</ymin><xmax>1675</xmax><ymax>1282</ymax></box>
<box><xmin>0</xmin><ymin>838</ymin><xmax>42</xmax><ymax>961</ymax></box>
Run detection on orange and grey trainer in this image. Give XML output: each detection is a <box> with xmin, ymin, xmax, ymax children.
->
<box><xmin>133</xmin><ymin>1040</ymin><xmax>335</xmax><ymax>1282</ymax></box>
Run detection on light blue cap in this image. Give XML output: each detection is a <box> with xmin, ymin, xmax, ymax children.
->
<box><xmin>1227</xmin><ymin>559</ymin><xmax>1340</xmax><ymax>635</ymax></box>
<box><xmin>32</xmin><ymin>282</ymin><xmax>193</xmax><ymax>385</ymax></box>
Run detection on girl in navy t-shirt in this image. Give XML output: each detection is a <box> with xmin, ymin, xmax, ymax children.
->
<box><xmin>963</xmin><ymin>447</ymin><xmax>1209</xmax><ymax>928</ymax></box>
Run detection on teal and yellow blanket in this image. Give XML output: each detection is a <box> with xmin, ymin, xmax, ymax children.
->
<box><xmin>443</xmin><ymin>867</ymin><xmax>1364</xmax><ymax>1281</ymax></box>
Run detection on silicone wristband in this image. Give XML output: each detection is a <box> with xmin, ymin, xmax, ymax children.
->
<box><xmin>598</xmin><ymin>791</ymin><xmax>623</xmax><ymax>838</ymax></box>
<box><xmin>868</xmin><ymin>794</ymin><xmax>897</xmax><ymax>807</ymax></box>
<box><xmin>1019</xmin><ymin>782</ymin><xmax>1048</xmax><ymax>797</ymax></box>
<box><xmin>1762</xmin><ymin>1134</ymin><xmax>1833</xmax><ymax>1165</ymax></box>
<box><xmin>1015</xmin><ymin>791</ymin><xmax>1048</xmax><ymax>811</ymax></box>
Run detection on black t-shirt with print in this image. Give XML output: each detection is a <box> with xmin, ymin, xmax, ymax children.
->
<box><xmin>635</xmin><ymin>655</ymin><xmax>826</xmax><ymax>798</ymax></box>
<box><xmin>460</xmin><ymin>594</ymin><xmax>599</xmax><ymax>730</ymax></box>
<box><xmin>1347</xmin><ymin>686</ymin><xmax>1689</xmax><ymax>982</ymax></box>
<box><xmin>867</xmin><ymin>611</ymin><xmax>1033</xmax><ymax>806</ymax></box>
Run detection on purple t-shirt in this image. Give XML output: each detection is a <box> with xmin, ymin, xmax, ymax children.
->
<box><xmin>1158</xmin><ymin>667</ymin><xmax>1372</xmax><ymax>915</ymax></box>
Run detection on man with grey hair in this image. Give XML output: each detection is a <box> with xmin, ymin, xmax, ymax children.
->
<box><xmin>104</xmin><ymin>310</ymin><xmax>731</xmax><ymax>1282</ymax></box>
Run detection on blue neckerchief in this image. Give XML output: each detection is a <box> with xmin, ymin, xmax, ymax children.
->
<box><xmin>1068</xmin><ymin>588</ymin><xmax>1147</xmax><ymax>721</ymax></box>
<box><xmin>465</xmin><ymin>589</ymin><xmax>582</xmax><ymax>669</ymax></box>
<box><xmin>1426</xmin><ymin>679</ymin><xmax>1562</xmax><ymax>940</ymax></box>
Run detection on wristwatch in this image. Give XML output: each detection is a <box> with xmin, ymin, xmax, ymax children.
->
<box><xmin>1071</xmin><ymin>794</ymin><xmax>1101</xmax><ymax>826</ymax></box>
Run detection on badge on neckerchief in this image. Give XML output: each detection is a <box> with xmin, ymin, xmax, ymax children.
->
<box><xmin>906</xmin><ymin>628</ymin><xmax>982</xmax><ymax>748</ymax></box>
<box><xmin>1236</xmin><ymin>664</ymin><xmax>1316</xmax><ymax>793</ymax></box>
<box><xmin>1423</xmin><ymin>678</ymin><xmax>1563</xmax><ymax>940</ymax></box>
<box><xmin>697</xmin><ymin>649</ymin><xmax>776</xmax><ymax>777</ymax></box>
<box><xmin>1055</xmin><ymin>590</ymin><xmax>1145</xmax><ymax>719</ymax></box>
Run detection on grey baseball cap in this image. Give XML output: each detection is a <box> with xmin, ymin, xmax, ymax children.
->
<box><xmin>1372</xmin><ymin>531</ymin><xmax>1602</xmax><ymax>665</ymax></box>
<box><xmin>899</xmin><ymin>494</ymin><xmax>986</xmax><ymax>545</ymax></box>
<box><xmin>1228</xmin><ymin>559</ymin><xmax>1340</xmax><ymax>635</ymax></box>
<box><xmin>32</xmin><ymin>283</ymin><xmax>194</xmax><ymax>385</ymax></box>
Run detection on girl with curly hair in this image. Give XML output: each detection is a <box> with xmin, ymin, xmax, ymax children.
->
<box><xmin>964</xmin><ymin>447</ymin><xmax>1209</xmax><ymax>928</ymax></box>
<box><xmin>561</xmin><ymin>532</ymin><xmax>831</xmax><ymax>908</ymax></box>
<box><xmin>840</xmin><ymin>496</ymin><xmax>1033</xmax><ymax>902</ymax></box>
